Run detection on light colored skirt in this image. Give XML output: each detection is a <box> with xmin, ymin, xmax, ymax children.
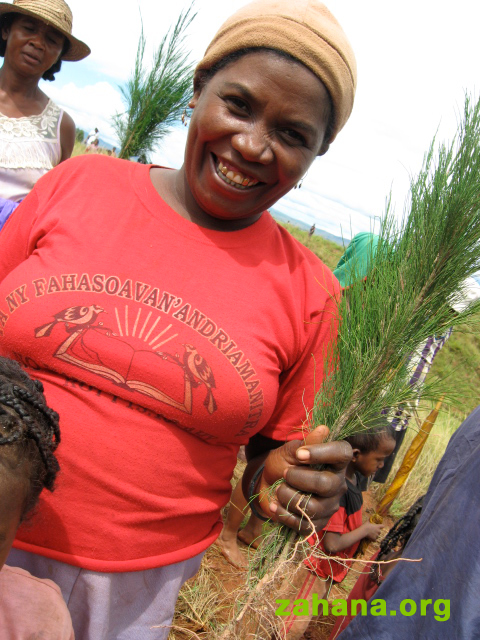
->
<box><xmin>8</xmin><ymin>547</ymin><xmax>204</xmax><ymax>640</ymax></box>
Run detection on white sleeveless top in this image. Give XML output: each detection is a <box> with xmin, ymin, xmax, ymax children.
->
<box><xmin>0</xmin><ymin>99</ymin><xmax>63</xmax><ymax>202</ymax></box>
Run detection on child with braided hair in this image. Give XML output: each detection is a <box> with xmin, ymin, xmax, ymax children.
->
<box><xmin>328</xmin><ymin>495</ymin><xmax>424</xmax><ymax>639</ymax></box>
<box><xmin>0</xmin><ymin>355</ymin><xmax>74</xmax><ymax>639</ymax></box>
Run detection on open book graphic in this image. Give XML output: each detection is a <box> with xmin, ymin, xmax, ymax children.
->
<box><xmin>49</xmin><ymin>326</ymin><xmax>193</xmax><ymax>413</ymax></box>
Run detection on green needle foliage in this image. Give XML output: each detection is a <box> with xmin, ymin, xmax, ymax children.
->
<box><xmin>113</xmin><ymin>4</ymin><xmax>196</xmax><ymax>161</ymax></box>
<box><xmin>314</xmin><ymin>94</ymin><xmax>480</xmax><ymax>443</ymax></box>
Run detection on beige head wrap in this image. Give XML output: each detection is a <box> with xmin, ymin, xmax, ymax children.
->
<box><xmin>196</xmin><ymin>0</ymin><xmax>357</xmax><ymax>143</ymax></box>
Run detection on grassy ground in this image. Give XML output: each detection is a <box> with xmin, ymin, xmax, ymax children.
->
<box><xmin>279</xmin><ymin>222</ymin><xmax>346</xmax><ymax>270</ymax></box>
<box><xmin>428</xmin><ymin>324</ymin><xmax>480</xmax><ymax>415</ymax></box>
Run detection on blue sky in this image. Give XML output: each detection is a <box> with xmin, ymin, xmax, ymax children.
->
<box><xmin>40</xmin><ymin>0</ymin><xmax>480</xmax><ymax>240</ymax></box>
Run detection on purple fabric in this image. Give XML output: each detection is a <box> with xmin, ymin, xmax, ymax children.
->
<box><xmin>389</xmin><ymin>329</ymin><xmax>453</xmax><ymax>431</ymax></box>
<box><xmin>0</xmin><ymin>198</ymin><xmax>19</xmax><ymax>231</ymax></box>
<box><xmin>7</xmin><ymin>547</ymin><xmax>204</xmax><ymax>640</ymax></box>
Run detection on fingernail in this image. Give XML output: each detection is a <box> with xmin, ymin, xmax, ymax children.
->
<box><xmin>269</xmin><ymin>502</ymin><xmax>278</xmax><ymax>513</ymax></box>
<box><xmin>296</xmin><ymin>448</ymin><xmax>310</xmax><ymax>461</ymax></box>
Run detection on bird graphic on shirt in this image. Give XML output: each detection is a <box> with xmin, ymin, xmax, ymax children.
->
<box><xmin>35</xmin><ymin>305</ymin><xmax>105</xmax><ymax>338</ymax></box>
<box><xmin>182</xmin><ymin>344</ymin><xmax>217</xmax><ymax>414</ymax></box>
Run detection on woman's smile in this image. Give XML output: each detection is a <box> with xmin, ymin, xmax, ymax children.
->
<box><xmin>214</xmin><ymin>154</ymin><xmax>261</xmax><ymax>190</ymax></box>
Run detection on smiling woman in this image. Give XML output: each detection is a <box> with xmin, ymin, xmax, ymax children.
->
<box><xmin>159</xmin><ymin>49</ymin><xmax>333</xmax><ymax>229</ymax></box>
<box><xmin>0</xmin><ymin>0</ymin><xmax>90</xmax><ymax>228</ymax></box>
<box><xmin>0</xmin><ymin>1</ymin><xmax>357</xmax><ymax>639</ymax></box>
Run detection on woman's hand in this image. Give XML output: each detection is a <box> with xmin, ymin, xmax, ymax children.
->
<box><xmin>251</xmin><ymin>426</ymin><xmax>352</xmax><ymax>535</ymax></box>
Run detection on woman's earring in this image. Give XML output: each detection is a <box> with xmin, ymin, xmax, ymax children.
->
<box><xmin>181</xmin><ymin>108</ymin><xmax>189</xmax><ymax>127</ymax></box>
<box><xmin>294</xmin><ymin>172</ymin><xmax>308</xmax><ymax>189</ymax></box>
<box><xmin>294</xmin><ymin>177</ymin><xmax>304</xmax><ymax>189</ymax></box>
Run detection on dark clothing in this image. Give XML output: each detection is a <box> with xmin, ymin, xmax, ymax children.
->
<box><xmin>339</xmin><ymin>405</ymin><xmax>480</xmax><ymax>639</ymax></box>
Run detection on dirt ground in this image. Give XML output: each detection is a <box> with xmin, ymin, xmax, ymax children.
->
<box><xmin>192</xmin><ymin>489</ymin><xmax>395</xmax><ymax>639</ymax></box>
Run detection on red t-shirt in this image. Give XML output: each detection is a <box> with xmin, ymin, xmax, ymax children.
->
<box><xmin>0</xmin><ymin>155</ymin><xmax>339</xmax><ymax>571</ymax></box>
<box><xmin>305</xmin><ymin>473</ymin><xmax>363</xmax><ymax>582</ymax></box>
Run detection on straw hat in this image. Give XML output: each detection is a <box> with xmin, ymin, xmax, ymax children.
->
<box><xmin>0</xmin><ymin>0</ymin><xmax>90</xmax><ymax>61</ymax></box>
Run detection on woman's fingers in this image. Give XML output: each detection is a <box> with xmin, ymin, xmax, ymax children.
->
<box><xmin>270</xmin><ymin>495</ymin><xmax>342</xmax><ymax>534</ymax></box>
<box><xmin>270</xmin><ymin>438</ymin><xmax>351</xmax><ymax>472</ymax></box>
<box><xmin>275</xmin><ymin>471</ymin><xmax>346</xmax><ymax>527</ymax></box>
<box><xmin>259</xmin><ymin>431</ymin><xmax>353</xmax><ymax>528</ymax></box>
<box><xmin>270</xmin><ymin>425</ymin><xmax>331</xmax><ymax>468</ymax></box>
<box><xmin>293</xmin><ymin>440</ymin><xmax>353</xmax><ymax>470</ymax></box>
<box><xmin>303</xmin><ymin>424</ymin><xmax>330</xmax><ymax>445</ymax></box>
<box><xmin>280</xmin><ymin>468</ymin><xmax>344</xmax><ymax>499</ymax></box>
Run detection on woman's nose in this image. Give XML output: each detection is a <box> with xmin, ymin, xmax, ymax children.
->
<box><xmin>231</xmin><ymin>124</ymin><xmax>274</xmax><ymax>164</ymax></box>
<box><xmin>29</xmin><ymin>28</ymin><xmax>47</xmax><ymax>49</ymax></box>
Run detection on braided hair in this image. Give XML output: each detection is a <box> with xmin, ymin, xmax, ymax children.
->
<box><xmin>378</xmin><ymin>496</ymin><xmax>424</xmax><ymax>559</ymax></box>
<box><xmin>371</xmin><ymin>495</ymin><xmax>424</xmax><ymax>583</ymax></box>
<box><xmin>0</xmin><ymin>356</ymin><xmax>60</xmax><ymax>519</ymax></box>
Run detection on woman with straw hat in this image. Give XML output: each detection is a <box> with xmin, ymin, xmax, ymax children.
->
<box><xmin>0</xmin><ymin>0</ymin><xmax>356</xmax><ymax>637</ymax></box>
<box><xmin>0</xmin><ymin>0</ymin><xmax>90</xmax><ymax>229</ymax></box>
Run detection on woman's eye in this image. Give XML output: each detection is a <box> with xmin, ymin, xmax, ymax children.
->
<box><xmin>226</xmin><ymin>96</ymin><xmax>249</xmax><ymax>113</ymax></box>
<box><xmin>281</xmin><ymin>129</ymin><xmax>306</xmax><ymax>146</ymax></box>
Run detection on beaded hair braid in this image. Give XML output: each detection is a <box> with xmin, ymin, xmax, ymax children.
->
<box><xmin>0</xmin><ymin>356</ymin><xmax>60</xmax><ymax>517</ymax></box>
<box><xmin>372</xmin><ymin>496</ymin><xmax>425</xmax><ymax>584</ymax></box>
<box><xmin>371</xmin><ymin>495</ymin><xmax>424</xmax><ymax>583</ymax></box>
<box><xmin>378</xmin><ymin>495</ymin><xmax>424</xmax><ymax>560</ymax></box>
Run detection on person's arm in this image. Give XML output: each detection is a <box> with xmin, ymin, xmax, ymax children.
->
<box><xmin>0</xmin><ymin>162</ymin><xmax>65</xmax><ymax>280</ymax></box>
<box><xmin>323</xmin><ymin>522</ymin><xmax>384</xmax><ymax>553</ymax></box>
<box><xmin>243</xmin><ymin>249</ymin><xmax>348</xmax><ymax>534</ymax></box>
<box><xmin>59</xmin><ymin>111</ymin><xmax>76</xmax><ymax>162</ymax></box>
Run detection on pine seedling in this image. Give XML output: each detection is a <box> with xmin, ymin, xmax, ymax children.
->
<box><xmin>113</xmin><ymin>4</ymin><xmax>196</xmax><ymax>161</ymax></box>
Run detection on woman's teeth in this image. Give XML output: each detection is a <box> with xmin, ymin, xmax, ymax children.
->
<box><xmin>216</xmin><ymin>162</ymin><xmax>259</xmax><ymax>189</ymax></box>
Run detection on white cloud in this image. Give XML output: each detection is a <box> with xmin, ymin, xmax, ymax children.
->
<box><xmin>45</xmin><ymin>81</ymin><xmax>123</xmax><ymax>145</ymax></box>
<box><xmin>66</xmin><ymin>0</ymin><xmax>249</xmax><ymax>82</ymax></box>
<box><xmin>151</xmin><ymin>127</ymin><xmax>187</xmax><ymax>169</ymax></box>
